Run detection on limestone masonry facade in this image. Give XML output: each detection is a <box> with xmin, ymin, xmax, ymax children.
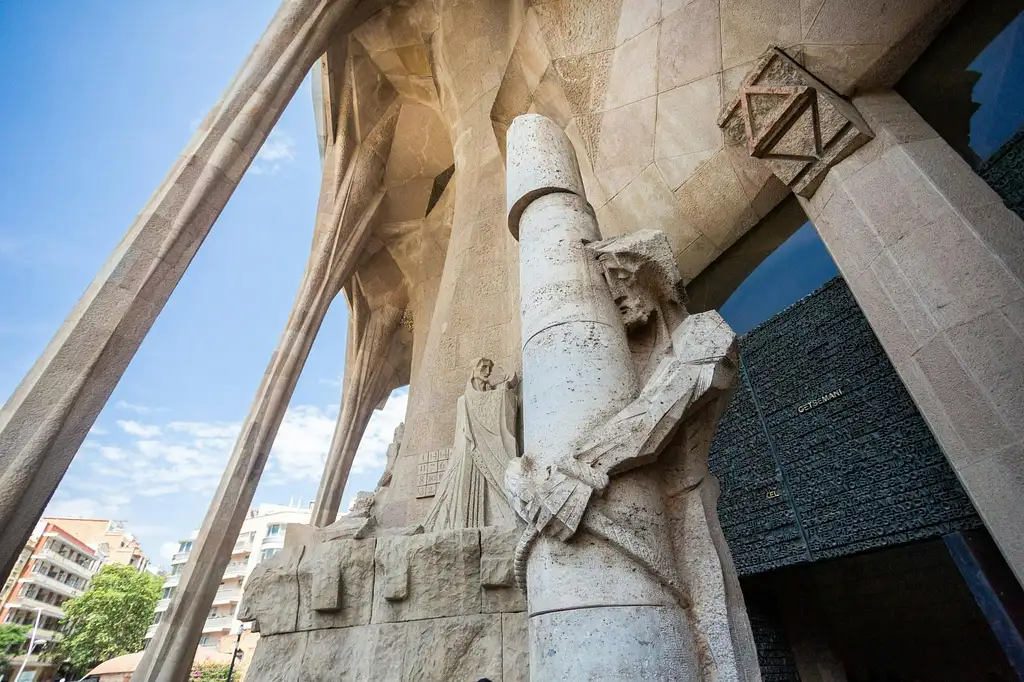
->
<box><xmin>1</xmin><ymin>0</ymin><xmax>1022</xmax><ymax>680</ymax></box>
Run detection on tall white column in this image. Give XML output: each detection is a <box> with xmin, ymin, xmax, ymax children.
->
<box><xmin>800</xmin><ymin>90</ymin><xmax>1024</xmax><ymax>586</ymax></box>
<box><xmin>508</xmin><ymin>114</ymin><xmax>698</xmax><ymax>679</ymax></box>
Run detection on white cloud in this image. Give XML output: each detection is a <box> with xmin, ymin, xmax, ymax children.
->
<box><xmin>250</xmin><ymin>130</ymin><xmax>295</xmax><ymax>175</ymax></box>
<box><xmin>117</xmin><ymin>420</ymin><xmax>162</xmax><ymax>437</ymax></box>
<box><xmin>115</xmin><ymin>400</ymin><xmax>153</xmax><ymax>414</ymax></box>
<box><xmin>45</xmin><ymin>494</ymin><xmax>130</xmax><ymax>519</ymax></box>
<box><xmin>159</xmin><ymin>542</ymin><xmax>179</xmax><ymax>561</ymax></box>
<box><xmin>88</xmin><ymin>426</ymin><xmax>108</xmax><ymax>436</ymax></box>
<box><xmin>257</xmin><ymin>131</ymin><xmax>295</xmax><ymax>162</ymax></box>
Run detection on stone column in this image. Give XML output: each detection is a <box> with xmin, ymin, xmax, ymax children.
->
<box><xmin>798</xmin><ymin>90</ymin><xmax>1024</xmax><ymax>586</ymax></box>
<box><xmin>132</xmin><ymin>30</ymin><xmax>403</xmax><ymax>682</ymax></box>
<box><xmin>311</xmin><ymin>284</ymin><xmax>406</xmax><ymax>526</ymax></box>
<box><xmin>508</xmin><ymin>115</ymin><xmax>698</xmax><ymax>679</ymax></box>
<box><xmin>0</xmin><ymin>0</ymin><xmax>371</xmax><ymax>585</ymax></box>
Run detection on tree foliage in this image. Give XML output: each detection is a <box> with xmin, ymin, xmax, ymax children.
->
<box><xmin>47</xmin><ymin>564</ymin><xmax>163</xmax><ymax>674</ymax></box>
<box><xmin>0</xmin><ymin>624</ymin><xmax>30</xmax><ymax>671</ymax></box>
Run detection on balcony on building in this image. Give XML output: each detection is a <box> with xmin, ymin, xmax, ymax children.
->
<box><xmin>170</xmin><ymin>539</ymin><xmax>194</xmax><ymax>566</ymax></box>
<box><xmin>212</xmin><ymin>586</ymin><xmax>243</xmax><ymax>606</ymax></box>
<box><xmin>232</xmin><ymin>532</ymin><xmax>255</xmax><ymax>555</ymax></box>
<box><xmin>223</xmin><ymin>560</ymin><xmax>248</xmax><ymax>579</ymax></box>
<box><xmin>23</xmin><ymin>568</ymin><xmax>87</xmax><ymax>599</ymax></box>
<box><xmin>202</xmin><ymin>615</ymin><xmax>235</xmax><ymax>634</ymax></box>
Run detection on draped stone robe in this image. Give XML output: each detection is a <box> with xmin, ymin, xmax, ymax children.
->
<box><xmin>424</xmin><ymin>378</ymin><xmax>518</xmax><ymax>530</ymax></box>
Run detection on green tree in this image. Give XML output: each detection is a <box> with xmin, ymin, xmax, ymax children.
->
<box><xmin>46</xmin><ymin>564</ymin><xmax>163</xmax><ymax>674</ymax></box>
<box><xmin>0</xmin><ymin>624</ymin><xmax>30</xmax><ymax>672</ymax></box>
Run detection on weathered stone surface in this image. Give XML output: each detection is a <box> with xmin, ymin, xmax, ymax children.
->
<box><xmin>480</xmin><ymin>525</ymin><xmax>526</xmax><ymax>614</ymax></box>
<box><xmin>372</xmin><ymin>529</ymin><xmax>481</xmax><ymax>623</ymax></box>
<box><xmin>298</xmin><ymin>537</ymin><xmax>375</xmax><ymax>630</ymax></box>
<box><xmin>237</xmin><ymin>546</ymin><xmax>303</xmax><ymax>636</ymax></box>
<box><xmin>502</xmin><ymin>612</ymin><xmax>530</xmax><ymax>682</ymax></box>
<box><xmin>246</xmin><ymin>632</ymin><xmax>308</xmax><ymax>682</ymax></box>
<box><xmin>287</xmin><ymin>616</ymin><xmax>505</xmax><ymax>682</ymax></box>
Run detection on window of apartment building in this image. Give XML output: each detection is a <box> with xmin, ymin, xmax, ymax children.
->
<box><xmin>169</xmin><ymin>564</ymin><xmax>182</xmax><ymax>576</ymax></box>
<box><xmin>199</xmin><ymin>635</ymin><xmax>216</xmax><ymax>647</ymax></box>
<box><xmin>153</xmin><ymin>611</ymin><xmax>163</xmax><ymax>625</ymax></box>
<box><xmin>266</xmin><ymin>524</ymin><xmax>282</xmax><ymax>537</ymax></box>
<box><xmin>179</xmin><ymin>540</ymin><xmax>194</xmax><ymax>553</ymax></box>
<box><xmin>162</xmin><ymin>586</ymin><xmax>176</xmax><ymax>600</ymax></box>
<box><xmin>260</xmin><ymin>548</ymin><xmax>280</xmax><ymax>562</ymax></box>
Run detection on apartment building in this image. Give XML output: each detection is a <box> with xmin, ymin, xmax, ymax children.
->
<box><xmin>44</xmin><ymin>518</ymin><xmax>149</xmax><ymax>573</ymax></box>
<box><xmin>146</xmin><ymin>502</ymin><xmax>311</xmax><ymax>653</ymax></box>
<box><xmin>1</xmin><ymin>522</ymin><xmax>103</xmax><ymax>681</ymax></box>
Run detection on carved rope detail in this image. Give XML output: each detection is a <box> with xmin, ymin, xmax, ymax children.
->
<box><xmin>716</xmin><ymin>47</ymin><xmax>874</xmax><ymax>198</ymax></box>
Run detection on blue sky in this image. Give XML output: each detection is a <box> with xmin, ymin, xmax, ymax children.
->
<box><xmin>2</xmin><ymin>4</ymin><xmax>1019</xmax><ymax>568</ymax></box>
<box><xmin>0</xmin><ymin>1</ymin><xmax>404</xmax><ymax>566</ymax></box>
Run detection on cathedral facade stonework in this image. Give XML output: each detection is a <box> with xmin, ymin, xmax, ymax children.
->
<box><xmin>1</xmin><ymin>0</ymin><xmax>1023</xmax><ymax>680</ymax></box>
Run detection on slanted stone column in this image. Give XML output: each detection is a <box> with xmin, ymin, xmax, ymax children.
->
<box><xmin>0</xmin><ymin>0</ymin><xmax>372</xmax><ymax>586</ymax></box>
<box><xmin>798</xmin><ymin>91</ymin><xmax>1024</xmax><ymax>586</ymax></box>
<box><xmin>133</xmin><ymin>25</ymin><xmax>403</xmax><ymax>682</ymax></box>
<box><xmin>311</xmin><ymin>284</ymin><xmax>407</xmax><ymax>526</ymax></box>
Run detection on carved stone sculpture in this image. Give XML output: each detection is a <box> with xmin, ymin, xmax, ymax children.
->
<box><xmin>505</xmin><ymin>113</ymin><xmax>760</xmax><ymax>681</ymax></box>
<box><xmin>423</xmin><ymin>359</ymin><xmax>520</xmax><ymax>531</ymax></box>
<box><xmin>717</xmin><ymin>47</ymin><xmax>874</xmax><ymax>198</ymax></box>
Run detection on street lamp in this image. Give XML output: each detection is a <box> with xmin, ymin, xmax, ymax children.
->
<box><xmin>225</xmin><ymin>622</ymin><xmax>250</xmax><ymax>682</ymax></box>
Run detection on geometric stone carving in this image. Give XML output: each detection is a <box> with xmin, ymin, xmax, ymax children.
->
<box><xmin>717</xmin><ymin>47</ymin><xmax>874</xmax><ymax>198</ymax></box>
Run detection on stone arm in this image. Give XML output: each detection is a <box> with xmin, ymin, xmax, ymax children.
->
<box><xmin>511</xmin><ymin>311</ymin><xmax>737</xmax><ymax>542</ymax></box>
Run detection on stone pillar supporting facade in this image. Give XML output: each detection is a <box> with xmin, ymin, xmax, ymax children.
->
<box><xmin>798</xmin><ymin>90</ymin><xmax>1024</xmax><ymax>586</ymax></box>
<box><xmin>312</xmin><ymin>281</ymin><xmax>407</xmax><ymax>527</ymax></box>
<box><xmin>507</xmin><ymin>115</ymin><xmax>748</xmax><ymax>680</ymax></box>
<box><xmin>133</xmin><ymin>22</ymin><xmax>403</xmax><ymax>682</ymax></box>
<box><xmin>0</xmin><ymin>0</ymin><xmax>374</xmax><ymax>586</ymax></box>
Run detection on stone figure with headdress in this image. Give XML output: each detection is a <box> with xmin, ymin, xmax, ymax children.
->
<box><xmin>423</xmin><ymin>358</ymin><xmax>519</xmax><ymax>530</ymax></box>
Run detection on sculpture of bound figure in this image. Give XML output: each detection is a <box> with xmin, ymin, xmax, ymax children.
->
<box><xmin>505</xmin><ymin>113</ymin><xmax>761</xmax><ymax>681</ymax></box>
<box><xmin>424</xmin><ymin>358</ymin><xmax>519</xmax><ymax>531</ymax></box>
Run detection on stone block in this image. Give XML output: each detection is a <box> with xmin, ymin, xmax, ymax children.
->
<box><xmin>956</xmin><ymin>443</ymin><xmax>1024</xmax><ymax>586</ymax></box>
<box><xmin>238</xmin><ymin>546</ymin><xmax>302</xmax><ymax>635</ymax></box>
<box><xmin>914</xmin><ymin>334</ymin><xmax>1016</xmax><ymax>457</ymax></box>
<box><xmin>945</xmin><ymin>310</ymin><xmax>1024</xmax><ymax>439</ymax></box>
<box><xmin>502</xmin><ymin>612</ymin><xmax>530</xmax><ymax>682</ymax></box>
<box><xmin>655</xmin><ymin>74</ymin><xmax>723</xmax><ymax>162</ymax></box>
<box><xmin>404</xmin><ymin>615</ymin><xmax>503</xmax><ymax>681</ymax></box>
<box><xmin>296</xmin><ymin>537</ymin><xmax>375</xmax><ymax>631</ymax></box>
<box><xmin>658</xmin><ymin>0</ymin><xmax>722</xmax><ymax>92</ymax></box>
<box><xmin>605</xmin><ymin>25</ymin><xmax>658</xmax><ymax>110</ymax></box>
<box><xmin>298</xmin><ymin>627</ymin><xmax>371</xmax><ymax>680</ymax></box>
<box><xmin>480</xmin><ymin>525</ymin><xmax>527</xmax><ymax>614</ymax></box>
<box><xmin>372</xmin><ymin>529</ymin><xmax>481</xmax><ymax>623</ymax></box>
<box><xmin>891</xmin><ymin>212</ymin><xmax>1019</xmax><ymax>331</ymax></box>
<box><xmin>245</xmin><ymin>632</ymin><xmax>308</xmax><ymax>682</ymax></box>
<box><xmin>720</xmin><ymin>0</ymin><xmax>801</xmax><ymax>69</ymax></box>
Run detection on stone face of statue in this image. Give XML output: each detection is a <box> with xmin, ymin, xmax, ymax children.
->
<box><xmin>602</xmin><ymin>261</ymin><xmax>657</xmax><ymax>331</ymax></box>
<box><xmin>472</xmin><ymin>358</ymin><xmax>495</xmax><ymax>391</ymax></box>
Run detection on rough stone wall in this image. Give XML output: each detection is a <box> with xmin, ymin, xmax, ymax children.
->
<box><xmin>710</xmin><ymin>277</ymin><xmax>982</xmax><ymax>575</ymax></box>
<box><xmin>242</xmin><ymin>526</ymin><xmax>528</xmax><ymax>681</ymax></box>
